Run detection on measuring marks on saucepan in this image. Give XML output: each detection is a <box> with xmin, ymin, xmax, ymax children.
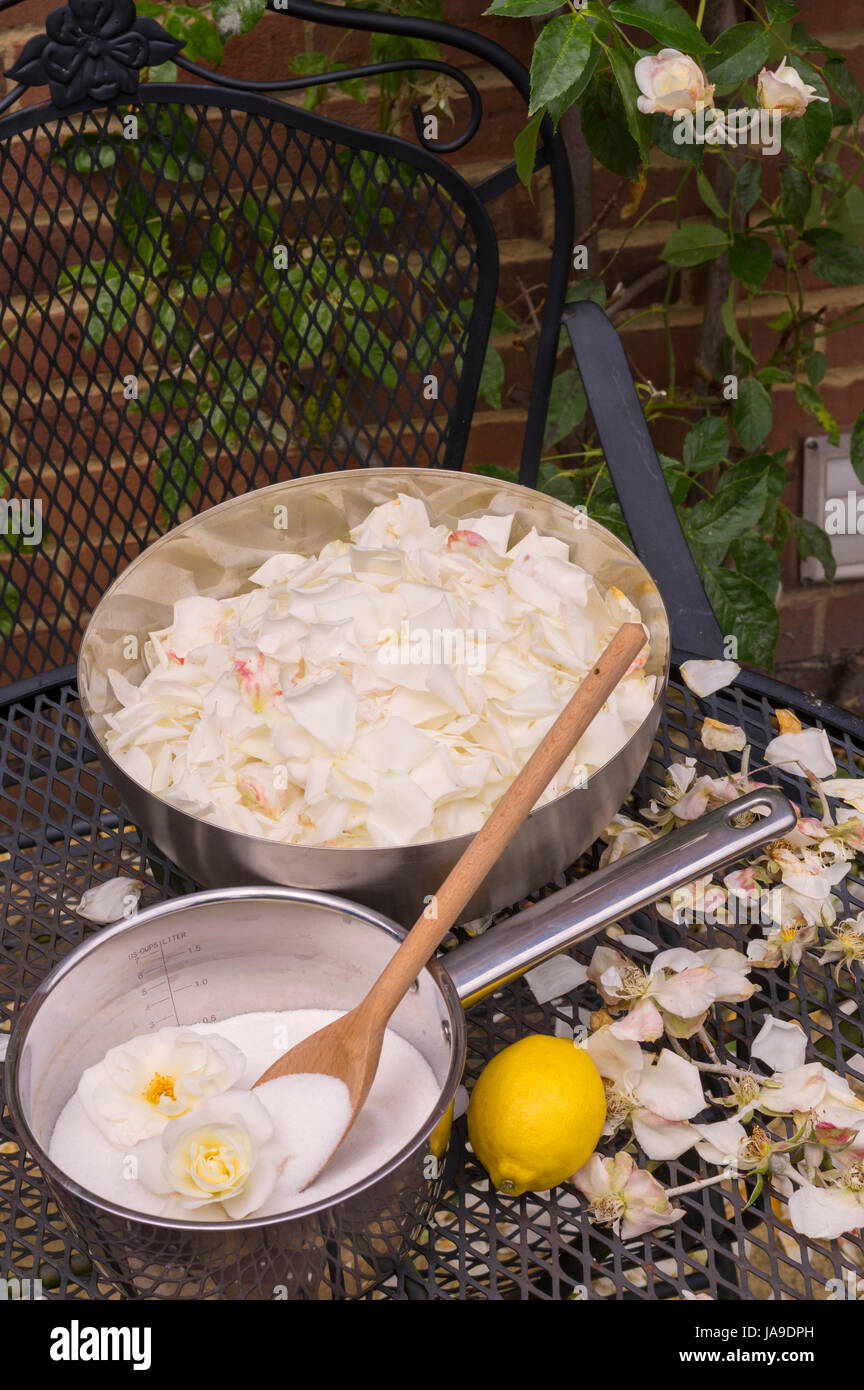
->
<box><xmin>130</xmin><ymin>930</ymin><xmax>216</xmax><ymax>1030</ymax></box>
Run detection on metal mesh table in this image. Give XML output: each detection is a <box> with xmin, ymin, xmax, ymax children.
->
<box><xmin>2</xmin><ymin>665</ymin><xmax>862</xmax><ymax>1300</ymax></box>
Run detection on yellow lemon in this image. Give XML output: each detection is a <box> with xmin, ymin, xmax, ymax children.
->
<box><xmin>467</xmin><ymin>1035</ymin><xmax>606</xmax><ymax>1196</ymax></box>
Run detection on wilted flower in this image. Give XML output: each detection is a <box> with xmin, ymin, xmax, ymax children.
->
<box><xmin>585</xmin><ymin>1028</ymin><xmax>705</xmax><ymax>1159</ymax></box>
<box><xmin>818</xmin><ymin>910</ymin><xmax>864</xmax><ymax>982</ymax></box>
<box><xmin>757</xmin><ymin>59</ymin><xmax>829</xmax><ymax>117</ymax></box>
<box><xmin>747</xmin><ymin>920</ymin><xmax>820</xmax><ymax>971</ymax></box>
<box><xmin>588</xmin><ymin>943</ymin><xmax>755</xmax><ymax>1042</ymax></box>
<box><xmin>573</xmin><ymin>1150</ymin><xmax>684</xmax><ymax>1238</ymax></box>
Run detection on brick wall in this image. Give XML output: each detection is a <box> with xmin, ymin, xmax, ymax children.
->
<box><xmin>0</xmin><ymin>0</ymin><xmax>862</xmax><ymax>707</ymax></box>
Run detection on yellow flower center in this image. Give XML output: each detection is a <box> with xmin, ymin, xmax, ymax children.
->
<box><xmin>780</xmin><ymin>924</ymin><xmax>800</xmax><ymax>942</ymax></box>
<box><xmin>144</xmin><ymin>1072</ymin><xmax>177</xmax><ymax>1105</ymax></box>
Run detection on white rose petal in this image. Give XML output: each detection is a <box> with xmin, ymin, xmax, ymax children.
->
<box><xmin>680</xmin><ymin>659</ymin><xmax>740</xmax><ymax>698</ymax></box>
<box><xmin>524</xmin><ymin>955</ymin><xmax>589</xmax><ymax>1005</ymax></box>
<box><xmin>750</xmin><ymin>1018</ymin><xmax>808</xmax><ymax>1073</ymax></box>
<box><xmin>701</xmin><ymin>718</ymin><xmax>747</xmax><ymax>752</ymax></box>
<box><xmin>636</xmin><ymin>1050</ymin><xmax>705</xmax><ymax>1121</ymax></box>
<box><xmin>764</xmin><ymin>729</ymin><xmax>836</xmax><ymax>780</ymax></box>
<box><xmin>72</xmin><ymin>876</ymin><xmax>146</xmax><ymax>924</ymax></box>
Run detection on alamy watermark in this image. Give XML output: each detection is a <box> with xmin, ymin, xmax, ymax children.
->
<box><xmin>674</xmin><ymin>107</ymin><xmax>782</xmax><ymax>156</ymax></box>
<box><xmin>378</xmin><ymin>620</ymin><xmax>487</xmax><ymax>676</ymax></box>
<box><xmin>0</xmin><ymin>497</ymin><xmax>42</xmax><ymax>545</ymax></box>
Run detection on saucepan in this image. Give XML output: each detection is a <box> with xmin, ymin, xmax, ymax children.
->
<box><xmin>5</xmin><ymin>786</ymin><xmax>794</xmax><ymax>1300</ymax></box>
<box><xmin>78</xmin><ymin>469</ymin><xmax>671</xmax><ymax>923</ymax></box>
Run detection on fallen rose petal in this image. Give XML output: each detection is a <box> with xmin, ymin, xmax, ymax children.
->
<box><xmin>751</xmin><ymin>1017</ymin><xmax>808</xmax><ymax>1073</ymax></box>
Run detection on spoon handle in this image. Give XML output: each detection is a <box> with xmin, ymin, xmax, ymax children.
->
<box><xmin>362</xmin><ymin>620</ymin><xmax>647</xmax><ymax>1022</ymax></box>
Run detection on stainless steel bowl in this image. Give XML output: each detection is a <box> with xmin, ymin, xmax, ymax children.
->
<box><xmin>78</xmin><ymin>470</ymin><xmax>670</xmax><ymax>922</ymax></box>
<box><xmin>4</xmin><ymin>790</ymin><xmax>795</xmax><ymax>1300</ymax></box>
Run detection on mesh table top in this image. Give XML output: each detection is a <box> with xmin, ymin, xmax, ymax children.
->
<box><xmin>2</xmin><ymin>667</ymin><xmax>863</xmax><ymax>1300</ymax></box>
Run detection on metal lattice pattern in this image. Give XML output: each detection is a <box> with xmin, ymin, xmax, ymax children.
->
<box><xmin>0</xmin><ymin>94</ymin><xmax>493</xmax><ymax>687</ymax></box>
<box><xmin>2</xmin><ymin>669</ymin><xmax>862</xmax><ymax>1299</ymax></box>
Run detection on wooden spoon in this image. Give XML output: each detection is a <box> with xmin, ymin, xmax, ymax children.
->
<box><xmin>253</xmin><ymin>620</ymin><xmax>646</xmax><ymax>1184</ymax></box>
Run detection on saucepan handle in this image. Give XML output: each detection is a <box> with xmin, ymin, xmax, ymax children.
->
<box><xmin>445</xmin><ymin>788</ymin><xmax>796</xmax><ymax>1007</ymax></box>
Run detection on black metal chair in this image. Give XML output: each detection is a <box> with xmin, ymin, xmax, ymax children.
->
<box><xmin>1</xmin><ymin>0</ymin><xmax>862</xmax><ymax>1301</ymax></box>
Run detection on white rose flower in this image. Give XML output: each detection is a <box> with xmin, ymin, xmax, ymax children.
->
<box><xmin>634</xmin><ymin>48</ymin><xmax>714</xmax><ymax>115</ymax></box>
<box><xmin>78</xmin><ymin>1027</ymin><xmax>245</xmax><ymax>1147</ymax></box>
<box><xmin>757</xmin><ymin>59</ymin><xmax>829</xmax><ymax>117</ymax></box>
<box><xmin>136</xmin><ymin>1090</ymin><xmax>281</xmax><ymax>1219</ymax></box>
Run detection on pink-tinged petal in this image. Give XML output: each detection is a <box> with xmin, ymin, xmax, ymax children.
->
<box><xmin>609</xmin><ymin>998</ymin><xmax>665</xmax><ymax>1042</ymax></box>
<box><xmin>651</xmin><ymin>965</ymin><xmax>717</xmax><ymax>1017</ymax></box>
<box><xmin>760</xmin><ymin>1064</ymin><xmax>826</xmax><ymax>1115</ymax></box>
<box><xmin>788</xmin><ymin>1185</ymin><xmax>864</xmax><ymax>1239</ymax></box>
<box><xmin>584</xmin><ymin>1026</ymin><xmax>645</xmax><ymax>1083</ymax></box>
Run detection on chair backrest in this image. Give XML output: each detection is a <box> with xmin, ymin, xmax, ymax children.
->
<box><xmin>0</xmin><ymin>0</ymin><xmax>573</xmax><ymax>690</ymax></box>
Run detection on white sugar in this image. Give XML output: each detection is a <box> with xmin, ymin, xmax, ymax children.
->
<box><xmin>49</xmin><ymin>1008</ymin><xmax>440</xmax><ymax>1220</ymax></box>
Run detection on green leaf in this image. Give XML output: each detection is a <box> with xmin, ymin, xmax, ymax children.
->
<box><xmin>756</xmin><ymin>365</ymin><xmax>793</xmax><ymax>387</ymax></box>
<box><xmin>0</xmin><ymin>580</ymin><xmax>18</xmax><ymax>634</ymax></box>
<box><xmin>661</xmin><ymin>223</ymin><xmax>730</xmax><ymax>268</ymax></box>
<box><xmin>824</xmin><ymin>57</ymin><xmax>864</xmax><ymax>126</ymax></box>
<box><xmin>704</xmin><ymin>24</ymin><xmax>771</xmax><ymax>85</ymax></box>
<box><xmin>185</xmin><ymin>15</ymin><xmax>224</xmax><ymax>64</ymax></box>
<box><xmin>687</xmin><ymin>473</ymin><xmax>769</xmax><ymax>550</ymax></box>
<box><xmin>478</xmin><ymin>344</ymin><xmax>505</xmax><ymax>409</ymax></box>
<box><xmin>792</xmin><ymin>516</ymin><xmax>836</xmax><ymax>583</ymax></box>
<box><xmin>722</xmin><ymin>285</ymin><xmax>755</xmax><ymax>363</ymax></box>
<box><xmin>546</xmin><ymin>37</ymin><xmax>600</xmax><ymax>124</ymax></box>
<box><xmin>485</xmin><ymin>0</ymin><xmax>565</xmax><ymax>12</ymax></box>
<box><xmin>683</xmin><ymin>415</ymin><xmax>729</xmax><ymax>472</ymax></box>
<box><xmin>514</xmin><ymin>110</ymin><xmax>544</xmax><ymax>188</ymax></box>
<box><xmin>804</xmin><ymin>228</ymin><xmax>864</xmax><ymax>286</ymax></box>
<box><xmin>734</xmin><ymin>161</ymin><xmax>762</xmax><ymax>214</ymax></box>
<box><xmin>730</xmin><ymin>533</ymin><xmax>780</xmax><ymax>601</ymax></box>
<box><xmin>651</xmin><ymin>111</ymin><xmax>703</xmax><ymax>167</ymax></box>
<box><xmin>805</xmin><ymin>351</ymin><xmax>827</xmax><ymax>387</ymax></box>
<box><xmin>765</xmin><ymin>0</ymin><xmax>799</xmax><ymax>19</ymax></box>
<box><xmin>732</xmin><ymin>377</ymin><xmax>773</xmax><ymax>451</ymax></box>
<box><xmin>703</xmin><ymin>567</ymin><xmax>779</xmax><ymax>666</ymax></box>
<box><xmin>580</xmin><ymin>73</ymin><xmax>640</xmax><ymax>179</ymax></box>
<box><xmin>851</xmin><ymin>406</ymin><xmax>864</xmax><ymax>485</ymax></box>
<box><xmin>660</xmin><ymin>455</ymin><xmax>691</xmax><ymax>505</ymax></box>
<box><xmin>697</xmin><ymin>172</ymin><xmax>725</xmax><ymax>220</ymax></box>
<box><xmin>608</xmin><ymin>41</ymin><xmax>651</xmax><ymax>162</ymax></box>
<box><xmin>780</xmin><ymin>166</ymin><xmax>811</xmax><ymax>229</ymax></box>
<box><xmin>544</xmin><ymin>368</ymin><xmax>587</xmax><ymax>446</ymax></box>
<box><xmin>608</xmin><ymin>0</ymin><xmax>711</xmax><ymax>53</ymax></box>
<box><xmin>528</xmin><ymin>13</ymin><xmax>593</xmax><ymax>116</ymax></box>
<box><xmin>796</xmin><ymin>382</ymin><xmax>839</xmax><ymax>444</ymax></box>
<box><xmin>828</xmin><ymin>185</ymin><xmax>864</xmax><ymax>250</ymax></box>
<box><xmin>729</xmin><ymin>234</ymin><xmax>771</xmax><ymax>288</ymax></box>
